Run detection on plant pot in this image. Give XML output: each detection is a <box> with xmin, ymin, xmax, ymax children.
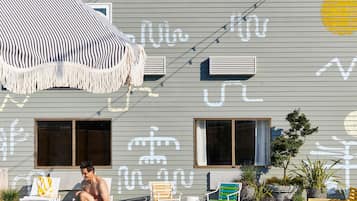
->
<box><xmin>307</xmin><ymin>188</ymin><xmax>327</xmax><ymax>198</ymax></box>
<box><xmin>268</xmin><ymin>184</ymin><xmax>298</xmax><ymax>201</ymax></box>
<box><xmin>241</xmin><ymin>185</ymin><xmax>255</xmax><ymax>201</ymax></box>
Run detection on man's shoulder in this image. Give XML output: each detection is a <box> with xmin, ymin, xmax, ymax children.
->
<box><xmin>96</xmin><ymin>176</ymin><xmax>106</xmax><ymax>184</ymax></box>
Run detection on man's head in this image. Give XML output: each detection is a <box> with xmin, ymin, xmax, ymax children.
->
<box><xmin>80</xmin><ymin>161</ymin><xmax>95</xmax><ymax>180</ymax></box>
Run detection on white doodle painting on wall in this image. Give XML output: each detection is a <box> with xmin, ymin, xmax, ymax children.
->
<box><xmin>203</xmin><ymin>81</ymin><xmax>263</xmax><ymax>107</ymax></box>
<box><xmin>157</xmin><ymin>168</ymin><xmax>194</xmax><ymax>188</ymax></box>
<box><xmin>310</xmin><ymin>111</ymin><xmax>357</xmax><ymax>189</ymax></box>
<box><xmin>117</xmin><ymin>126</ymin><xmax>194</xmax><ymax>194</ymax></box>
<box><xmin>230</xmin><ymin>14</ymin><xmax>269</xmax><ymax>42</ymax></box>
<box><xmin>117</xmin><ymin>166</ymin><xmax>148</xmax><ymax>193</ymax></box>
<box><xmin>128</xmin><ymin>126</ymin><xmax>180</xmax><ymax>165</ymax></box>
<box><xmin>316</xmin><ymin>57</ymin><xmax>357</xmax><ymax>80</ymax></box>
<box><xmin>0</xmin><ymin>119</ymin><xmax>29</xmax><ymax>161</ymax></box>
<box><xmin>107</xmin><ymin>87</ymin><xmax>159</xmax><ymax>113</ymax></box>
<box><xmin>125</xmin><ymin>20</ymin><xmax>189</xmax><ymax>48</ymax></box>
<box><xmin>117</xmin><ymin>166</ymin><xmax>194</xmax><ymax>194</ymax></box>
<box><xmin>0</xmin><ymin>94</ymin><xmax>30</xmax><ymax>112</ymax></box>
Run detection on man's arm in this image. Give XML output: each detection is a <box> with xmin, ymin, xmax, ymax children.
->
<box><xmin>98</xmin><ymin>179</ymin><xmax>110</xmax><ymax>201</ymax></box>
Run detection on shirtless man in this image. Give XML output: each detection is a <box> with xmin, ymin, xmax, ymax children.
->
<box><xmin>77</xmin><ymin>161</ymin><xmax>109</xmax><ymax>201</ymax></box>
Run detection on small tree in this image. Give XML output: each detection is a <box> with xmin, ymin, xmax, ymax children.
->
<box><xmin>271</xmin><ymin>109</ymin><xmax>318</xmax><ymax>184</ymax></box>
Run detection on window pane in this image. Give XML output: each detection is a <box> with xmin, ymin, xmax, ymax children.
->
<box><xmin>37</xmin><ymin>121</ymin><xmax>72</xmax><ymax>166</ymax></box>
<box><xmin>235</xmin><ymin>121</ymin><xmax>255</xmax><ymax>165</ymax></box>
<box><xmin>76</xmin><ymin>121</ymin><xmax>111</xmax><ymax>166</ymax></box>
<box><xmin>206</xmin><ymin>120</ymin><xmax>232</xmax><ymax>165</ymax></box>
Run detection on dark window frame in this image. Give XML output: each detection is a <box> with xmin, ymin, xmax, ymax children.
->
<box><xmin>193</xmin><ymin>118</ymin><xmax>271</xmax><ymax>168</ymax></box>
<box><xmin>35</xmin><ymin>118</ymin><xmax>112</xmax><ymax>169</ymax></box>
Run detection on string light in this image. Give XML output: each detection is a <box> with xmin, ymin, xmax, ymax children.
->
<box><xmin>94</xmin><ymin>0</ymin><xmax>267</xmax><ymax>118</ymax></box>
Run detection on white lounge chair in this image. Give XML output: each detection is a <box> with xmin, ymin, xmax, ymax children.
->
<box><xmin>20</xmin><ymin>177</ymin><xmax>60</xmax><ymax>201</ymax></box>
<box><xmin>150</xmin><ymin>181</ymin><xmax>182</xmax><ymax>201</ymax></box>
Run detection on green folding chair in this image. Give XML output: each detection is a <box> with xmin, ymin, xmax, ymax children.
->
<box><xmin>206</xmin><ymin>183</ymin><xmax>242</xmax><ymax>201</ymax></box>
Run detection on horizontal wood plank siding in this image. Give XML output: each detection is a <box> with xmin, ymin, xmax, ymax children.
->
<box><xmin>0</xmin><ymin>0</ymin><xmax>356</xmax><ymax>200</ymax></box>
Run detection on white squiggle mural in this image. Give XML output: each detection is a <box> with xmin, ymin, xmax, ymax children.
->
<box><xmin>12</xmin><ymin>170</ymin><xmax>46</xmax><ymax>192</ymax></box>
<box><xmin>310</xmin><ymin>136</ymin><xmax>357</xmax><ymax>189</ymax></box>
<box><xmin>203</xmin><ymin>81</ymin><xmax>263</xmax><ymax>107</ymax></box>
<box><xmin>108</xmin><ymin>89</ymin><xmax>131</xmax><ymax>112</ymax></box>
<box><xmin>309</xmin><ymin>111</ymin><xmax>357</xmax><ymax>189</ymax></box>
<box><xmin>0</xmin><ymin>94</ymin><xmax>30</xmax><ymax>112</ymax></box>
<box><xmin>107</xmin><ymin>87</ymin><xmax>159</xmax><ymax>112</ymax></box>
<box><xmin>132</xmin><ymin>87</ymin><xmax>159</xmax><ymax>97</ymax></box>
<box><xmin>128</xmin><ymin>126</ymin><xmax>180</xmax><ymax>165</ymax></box>
<box><xmin>0</xmin><ymin>119</ymin><xmax>29</xmax><ymax>161</ymax></box>
<box><xmin>117</xmin><ymin>127</ymin><xmax>194</xmax><ymax>194</ymax></box>
<box><xmin>117</xmin><ymin>166</ymin><xmax>148</xmax><ymax>193</ymax></box>
<box><xmin>158</xmin><ymin>168</ymin><xmax>194</xmax><ymax>188</ymax></box>
<box><xmin>316</xmin><ymin>57</ymin><xmax>357</xmax><ymax>80</ymax></box>
<box><xmin>125</xmin><ymin>20</ymin><xmax>189</xmax><ymax>48</ymax></box>
<box><xmin>118</xmin><ymin>166</ymin><xmax>194</xmax><ymax>194</ymax></box>
<box><xmin>230</xmin><ymin>14</ymin><xmax>269</xmax><ymax>42</ymax></box>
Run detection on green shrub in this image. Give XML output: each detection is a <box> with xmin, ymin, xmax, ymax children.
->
<box><xmin>292</xmin><ymin>158</ymin><xmax>341</xmax><ymax>193</ymax></box>
<box><xmin>292</xmin><ymin>189</ymin><xmax>304</xmax><ymax>201</ymax></box>
<box><xmin>271</xmin><ymin>109</ymin><xmax>318</xmax><ymax>184</ymax></box>
<box><xmin>0</xmin><ymin>189</ymin><xmax>19</xmax><ymax>201</ymax></box>
<box><xmin>241</xmin><ymin>165</ymin><xmax>257</xmax><ymax>185</ymax></box>
<box><xmin>252</xmin><ymin>183</ymin><xmax>272</xmax><ymax>201</ymax></box>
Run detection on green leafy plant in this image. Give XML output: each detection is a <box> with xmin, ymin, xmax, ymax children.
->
<box><xmin>0</xmin><ymin>189</ymin><xmax>19</xmax><ymax>201</ymax></box>
<box><xmin>265</xmin><ymin>176</ymin><xmax>302</xmax><ymax>186</ymax></box>
<box><xmin>292</xmin><ymin>189</ymin><xmax>304</xmax><ymax>201</ymax></box>
<box><xmin>241</xmin><ymin>165</ymin><xmax>257</xmax><ymax>185</ymax></box>
<box><xmin>271</xmin><ymin>109</ymin><xmax>318</xmax><ymax>184</ymax></box>
<box><xmin>252</xmin><ymin>183</ymin><xmax>272</xmax><ymax>201</ymax></box>
<box><xmin>292</xmin><ymin>158</ymin><xmax>341</xmax><ymax>194</ymax></box>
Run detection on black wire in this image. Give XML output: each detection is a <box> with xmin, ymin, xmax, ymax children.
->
<box><xmin>93</xmin><ymin>0</ymin><xmax>267</xmax><ymax>119</ymax></box>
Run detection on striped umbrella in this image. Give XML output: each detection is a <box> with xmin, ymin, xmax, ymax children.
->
<box><xmin>0</xmin><ymin>0</ymin><xmax>146</xmax><ymax>94</ymax></box>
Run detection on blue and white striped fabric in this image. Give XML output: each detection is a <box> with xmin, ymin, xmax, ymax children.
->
<box><xmin>0</xmin><ymin>0</ymin><xmax>146</xmax><ymax>94</ymax></box>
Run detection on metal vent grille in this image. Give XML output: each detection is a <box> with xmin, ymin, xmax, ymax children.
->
<box><xmin>144</xmin><ymin>56</ymin><xmax>166</xmax><ymax>75</ymax></box>
<box><xmin>209</xmin><ymin>56</ymin><xmax>256</xmax><ymax>75</ymax></box>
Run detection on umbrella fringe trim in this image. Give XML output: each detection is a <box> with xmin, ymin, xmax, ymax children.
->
<box><xmin>0</xmin><ymin>44</ymin><xmax>146</xmax><ymax>94</ymax></box>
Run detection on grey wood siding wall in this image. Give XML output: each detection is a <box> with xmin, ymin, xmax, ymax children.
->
<box><xmin>1</xmin><ymin>0</ymin><xmax>356</xmax><ymax>200</ymax></box>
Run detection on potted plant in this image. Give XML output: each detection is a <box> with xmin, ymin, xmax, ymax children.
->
<box><xmin>252</xmin><ymin>182</ymin><xmax>273</xmax><ymax>201</ymax></box>
<box><xmin>0</xmin><ymin>189</ymin><xmax>19</xmax><ymax>201</ymax></box>
<box><xmin>239</xmin><ymin>165</ymin><xmax>257</xmax><ymax>201</ymax></box>
<box><xmin>237</xmin><ymin>166</ymin><xmax>273</xmax><ymax>201</ymax></box>
<box><xmin>269</xmin><ymin>109</ymin><xmax>319</xmax><ymax>200</ymax></box>
<box><xmin>292</xmin><ymin>158</ymin><xmax>341</xmax><ymax>198</ymax></box>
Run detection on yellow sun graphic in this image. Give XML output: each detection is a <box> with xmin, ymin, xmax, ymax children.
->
<box><xmin>321</xmin><ymin>0</ymin><xmax>357</xmax><ymax>35</ymax></box>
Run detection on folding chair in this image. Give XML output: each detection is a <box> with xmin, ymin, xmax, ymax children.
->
<box><xmin>150</xmin><ymin>181</ymin><xmax>182</xmax><ymax>201</ymax></box>
<box><xmin>103</xmin><ymin>178</ymin><xmax>113</xmax><ymax>201</ymax></box>
<box><xmin>206</xmin><ymin>183</ymin><xmax>242</xmax><ymax>201</ymax></box>
<box><xmin>20</xmin><ymin>176</ymin><xmax>60</xmax><ymax>201</ymax></box>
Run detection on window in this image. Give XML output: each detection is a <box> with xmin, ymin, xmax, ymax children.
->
<box><xmin>195</xmin><ymin>118</ymin><xmax>270</xmax><ymax>167</ymax></box>
<box><xmin>87</xmin><ymin>3</ymin><xmax>112</xmax><ymax>24</ymax></box>
<box><xmin>36</xmin><ymin>119</ymin><xmax>111</xmax><ymax>167</ymax></box>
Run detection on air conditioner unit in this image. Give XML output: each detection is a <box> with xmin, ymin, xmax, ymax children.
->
<box><xmin>144</xmin><ymin>56</ymin><xmax>166</xmax><ymax>75</ymax></box>
<box><xmin>209</xmin><ymin>56</ymin><xmax>256</xmax><ymax>75</ymax></box>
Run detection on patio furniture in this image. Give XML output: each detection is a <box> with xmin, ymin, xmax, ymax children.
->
<box><xmin>103</xmin><ymin>178</ymin><xmax>113</xmax><ymax>201</ymax></box>
<box><xmin>348</xmin><ymin>187</ymin><xmax>357</xmax><ymax>201</ymax></box>
<box><xmin>150</xmin><ymin>181</ymin><xmax>182</xmax><ymax>201</ymax></box>
<box><xmin>20</xmin><ymin>177</ymin><xmax>60</xmax><ymax>201</ymax></box>
<box><xmin>206</xmin><ymin>183</ymin><xmax>242</xmax><ymax>201</ymax></box>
